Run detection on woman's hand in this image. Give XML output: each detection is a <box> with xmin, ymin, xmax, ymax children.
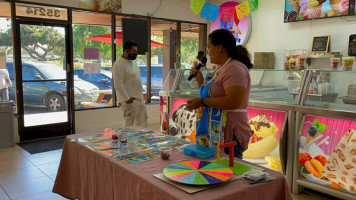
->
<box><xmin>186</xmin><ymin>98</ymin><xmax>201</xmax><ymax>111</ymax></box>
<box><xmin>190</xmin><ymin>66</ymin><xmax>204</xmax><ymax>87</ymax></box>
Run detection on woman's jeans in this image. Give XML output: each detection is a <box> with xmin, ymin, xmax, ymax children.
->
<box><xmin>224</xmin><ymin>134</ymin><xmax>244</xmax><ymax>159</ymax></box>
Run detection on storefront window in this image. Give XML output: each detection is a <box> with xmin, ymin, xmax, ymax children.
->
<box><xmin>180</xmin><ymin>23</ymin><xmax>200</xmax><ymax>69</ymax></box>
<box><xmin>72</xmin><ymin>11</ymin><xmax>112</xmax><ymax>109</ymax></box>
<box><xmin>115</xmin><ymin>15</ymin><xmax>149</xmax><ymax>102</ymax></box>
<box><xmin>150</xmin><ymin>20</ymin><xmax>176</xmax><ymax>103</ymax></box>
<box><xmin>0</xmin><ymin>2</ymin><xmax>14</xmax><ymax>102</ymax></box>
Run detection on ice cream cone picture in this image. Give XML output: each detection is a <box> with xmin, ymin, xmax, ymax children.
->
<box><xmin>329</xmin><ymin>0</ymin><xmax>341</xmax><ymax>13</ymax></box>
<box><xmin>308</xmin><ymin>4</ymin><xmax>322</xmax><ymax>18</ymax></box>
<box><xmin>305</xmin><ymin>119</ymin><xmax>326</xmax><ymax>146</ymax></box>
<box><xmin>288</xmin><ymin>0</ymin><xmax>301</xmax><ymax>15</ymax></box>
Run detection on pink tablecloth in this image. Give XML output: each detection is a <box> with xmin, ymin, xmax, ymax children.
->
<box><xmin>53</xmin><ymin>130</ymin><xmax>293</xmax><ymax>200</ymax></box>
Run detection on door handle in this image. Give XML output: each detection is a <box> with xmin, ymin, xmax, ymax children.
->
<box><xmin>66</xmin><ymin>63</ymin><xmax>70</xmax><ymax>73</ymax></box>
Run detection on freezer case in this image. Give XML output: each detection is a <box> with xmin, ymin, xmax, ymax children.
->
<box><xmin>292</xmin><ymin>69</ymin><xmax>356</xmax><ymax>200</ymax></box>
<box><xmin>159</xmin><ymin>68</ymin><xmax>305</xmax><ymax>187</ymax></box>
<box><xmin>247</xmin><ymin>69</ymin><xmax>305</xmax><ymax>190</ymax></box>
<box><xmin>159</xmin><ymin>68</ymin><xmax>209</xmax><ymax>142</ymax></box>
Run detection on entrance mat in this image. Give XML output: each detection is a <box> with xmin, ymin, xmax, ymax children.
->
<box><xmin>18</xmin><ymin>137</ymin><xmax>65</xmax><ymax>154</ymax></box>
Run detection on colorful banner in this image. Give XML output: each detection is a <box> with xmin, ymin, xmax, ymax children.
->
<box><xmin>248</xmin><ymin>0</ymin><xmax>259</xmax><ymax>12</ymax></box>
<box><xmin>298</xmin><ymin>115</ymin><xmax>356</xmax><ymax>194</ymax></box>
<box><xmin>210</xmin><ymin>1</ymin><xmax>250</xmax><ymax>45</ymax></box>
<box><xmin>235</xmin><ymin>1</ymin><xmax>250</xmax><ymax>20</ymax></box>
<box><xmin>200</xmin><ymin>2</ymin><xmax>220</xmax><ymax>22</ymax></box>
<box><xmin>190</xmin><ymin>0</ymin><xmax>206</xmax><ymax>15</ymax></box>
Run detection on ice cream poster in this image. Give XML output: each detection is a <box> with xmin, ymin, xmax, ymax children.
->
<box><xmin>210</xmin><ymin>1</ymin><xmax>251</xmax><ymax>46</ymax></box>
<box><xmin>243</xmin><ymin>108</ymin><xmax>287</xmax><ymax>171</ymax></box>
<box><xmin>299</xmin><ymin>115</ymin><xmax>356</xmax><ymax>194</ymax></box>
<box><xmin>169</xmin><ymin>98</ymin><xmax>196</xmax><ymax>142</ymax></box>
<box><xmin>284</xmin><ymin>0</ymin><xmax>349</xmax><ymax>22</ymax></box>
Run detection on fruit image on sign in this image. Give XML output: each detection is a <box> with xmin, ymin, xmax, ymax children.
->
<box><xmin>299</xmin><ymin>115</ymin><xmax>356</xmax><ymax>194</ymax></box>
<box><xmin>244</xmin><ymin>112</ymin><xmax>281</xmax><ymax>159</ymax></box>
<box><xmin>244</xmin><ymin>108</ymin><xmax>287</xmax><ymax>171</ymax></box>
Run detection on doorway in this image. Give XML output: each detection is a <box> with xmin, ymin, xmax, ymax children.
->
<box><xmin>14</xmin><ymin>21</ymin><xmax>72</xmax><ymax>141</ymax></box>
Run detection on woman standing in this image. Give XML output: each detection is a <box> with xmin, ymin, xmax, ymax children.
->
<box><xmin>186</xmin><ymin>29</ymin><xmax>253</xmax><ymax>159</ymax></box>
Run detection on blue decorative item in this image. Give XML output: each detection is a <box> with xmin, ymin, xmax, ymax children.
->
<box><xmin>307</xmin><ymin>126</ymin><xmax>318</xmax><ymax>136</ymax></box>
<box><xmin>200</xmin><ymin>2</ymin><xmax>220</xmax><ymax>22</ymax></box>
<box><xmin>184</xmin><ymin>144</ymin><xmax>215</xmax><ymax>159</ymax></box>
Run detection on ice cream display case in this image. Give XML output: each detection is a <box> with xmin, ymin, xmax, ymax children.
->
<box><xmin>247</xmin><ymin>69</ymin><xmax>306</xmax><ymax>189</ymax></box>
<box><xmin>160</xmin><ymin>68</ymin><xmax>305</xmax><ymax>179</ymax></box>
<box><xmin>292</xmin><ymin>69</ymin><xmax>356</xmax><ymax>200</ymax></box>
<box><xmin>159</xmin><ymin>68</ymin><xmax>212</xmax><ymax>142</ymax></box>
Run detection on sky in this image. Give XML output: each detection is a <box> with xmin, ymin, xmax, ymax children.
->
<box><xmin>0</xmin><ymin>18</ymin><xmax>11</xmax><ymax>33</ymax></box>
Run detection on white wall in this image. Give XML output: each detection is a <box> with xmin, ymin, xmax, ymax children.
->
<box><xmin>245</xmin><ymin>0</ymin><xmax>356</xmax><ymax>69</ymax></box>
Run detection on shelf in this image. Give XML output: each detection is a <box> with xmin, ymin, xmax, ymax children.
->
<box><xmin>307</xmin><ymin>52</ymin><xmax>343</xmax><ymax>59</ymax></box>
<box><xmin>306</xmin><ymin>52</ymin><xmax>343</xmax><ymax>66</ymax></box>
<box><xmin>290</xmin><ymin>92</ymin><xmax>338</xmax><ymax>103</ymax></box>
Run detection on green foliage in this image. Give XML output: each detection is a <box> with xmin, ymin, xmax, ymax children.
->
<box><xmin>311</xmin><ymin>119</ymin><xmax>327</xmax><ymax>133</ymax></box>
<box><xmin>72</xmin><ymin>24</ymin><xmax>112</xmax><ymax>62</ymax></box>
<box><xmin>180</xmin><ymin>38</ymin><xmax>199</xmax><ymax>65</ymax></box>
<box><xmin>0</xmin><ymin>28</ymin><xmax>12</xmax><ymax>47</ymax></box>
<box><xmin>20</xmin><ymin>25</ymin><xmax>64</xmax><ymax>61</ymax></box>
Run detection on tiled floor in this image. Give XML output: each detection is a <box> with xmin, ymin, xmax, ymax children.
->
<box><xmin>0</xmin><ymin>123</ymin><xmax>328</xmax><ymax>200</ymax></box>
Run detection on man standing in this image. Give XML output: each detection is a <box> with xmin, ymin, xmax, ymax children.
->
<box><xmin>113</xmin><ymin>40</ymin><xmax>147</xmax><ymax>128</ymax></box>
<box><xmin>0</xmin><ymin>65</ymin><xmax>12</xmax><ymax>100</ymax></box>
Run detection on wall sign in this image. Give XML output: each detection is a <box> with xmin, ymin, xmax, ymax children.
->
<box><xmin>16</xmin><ymin>4</ymin><xmax>68</xmax><ymax>20</ymax></box>
<box><xmin>311</xmin><ymin>35</ymin><xmax>330</xmax><ymax>54</ymax></box>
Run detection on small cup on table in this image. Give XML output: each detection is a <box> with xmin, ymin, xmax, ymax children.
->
<box><xmin>160</xmin><ymin>147</ymin><xmax>171</xmax><ymax>160</ymax></box>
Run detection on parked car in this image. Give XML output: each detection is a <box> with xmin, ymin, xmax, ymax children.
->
<box><xmin>100</xmin><ymin>65</ymin><xmax>163</xmax><ymax>96</ymax></box>
<box><xmin>6</xmin><ymin>62</ymin><xmax>99</xmax><ymax>111</ymax></box>
<box><xmin>74</xmin><ymin>69</ymin><xmax>113</xmax><ymax>90</ymax></box>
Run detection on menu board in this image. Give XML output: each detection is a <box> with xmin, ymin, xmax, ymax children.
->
<box><xmin>311</xmin><ymin>36</ymin><xmax>330</xmax><ymax>53</ymax></box>
<box><xmin>284</xmin><ymin>0</ymin><xmax>349</xmax><ymax>22</ymax></box>
<box><xmin>298</xmin><ymin>115</ymin><xmax>356</xmax><ymax>194</ymax></box>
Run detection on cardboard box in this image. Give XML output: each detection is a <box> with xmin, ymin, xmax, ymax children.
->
<box><xmin>254</xmin><ymin>52</ymin><xmax>275</xmax><ymax>69</ymax></box>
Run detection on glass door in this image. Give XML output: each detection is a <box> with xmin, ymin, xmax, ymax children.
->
<box><xmin>15</xmin><ymin>21</ymin><xmax>72</xmax><ymax>141</ymax></box>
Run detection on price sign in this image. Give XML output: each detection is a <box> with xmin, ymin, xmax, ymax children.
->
<box><xmin>16</xmin><ymin>4</ymin><xmax>67</xmax><ymax>21</ymax></box>
<box><xmin>311</xmin><ymin>35</ymin><xmax>330</xmax><ymax>54</ymax></box>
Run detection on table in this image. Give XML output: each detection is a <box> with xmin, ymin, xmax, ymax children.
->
<box><xmin>53</xmin><ymin>129</ymin><xmax>293</xmax><ymax>200</ymax></box>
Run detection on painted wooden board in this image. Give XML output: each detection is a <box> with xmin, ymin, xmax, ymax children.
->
<box><xmin>163</xmin><ymin>160</ymin><xmax>233</xmax><ymax>185</ymax></box>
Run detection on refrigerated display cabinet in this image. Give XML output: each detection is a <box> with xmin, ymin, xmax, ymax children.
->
<box><xmin>292</xmin><ymin>69</ymin><xmax>356</xmax><ymax>200</ymax></box>
<box><xmin>159</xmin><ymin>68</ymin><xmax>306</xmax><ymax>190</ymax></box>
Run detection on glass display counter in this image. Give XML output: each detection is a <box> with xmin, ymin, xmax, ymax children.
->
<box><xmin>159</xmin><ymin>68</ymin><xmax>305</xmax><ymax>188</ymax></box>
<box><xmin>292</xmin><ymin>69</ymin><xmax>356</xmax><ymax>200</ymax></box>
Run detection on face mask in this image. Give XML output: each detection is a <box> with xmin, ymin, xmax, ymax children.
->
<box><xmin>128</xmin><ymin>53</ymin><xmax>137</xmax><ymax>60</ymax></box>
